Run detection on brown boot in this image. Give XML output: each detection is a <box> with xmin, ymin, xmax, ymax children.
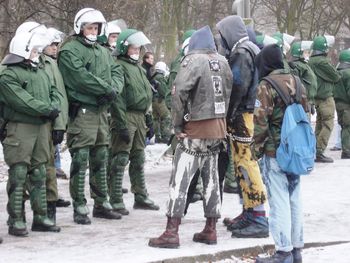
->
<box><xmin>148</xmin><ymin>217</ymin><xmax>181</xmax><ymax>248</ymax></box>
<box><xmin>193</xmin><ymin>217</ymin><xmax>217</xmax><ymax>245</ymax></box>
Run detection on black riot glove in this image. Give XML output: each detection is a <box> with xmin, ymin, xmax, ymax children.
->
<box><xmin>52</xmin><ymin>130</ymin><xmax>65</xmax><ymax>145</ymax></box>
<box><xmin>151</xmin><ymin>79</ymin><xmax>160</xmax><ymax>90</ymax></box>
<box><xmin>145</xmin><ymin>114</ymin><xmax>154</xmax><ymax>139</ymax></box>
<box><xmin>41</xmin><ymin>108</ymin><xmax>60</xmax><ymax>121</ymax></box>
<box><xmin>119</xmin><ymin>128</ymin><xmax>130</xmax><ymax>144</ymax></box>
<box><xmin>97</xmin><ymin>90</ymin><xmax>117</xmax><ymax>106</ymax></box>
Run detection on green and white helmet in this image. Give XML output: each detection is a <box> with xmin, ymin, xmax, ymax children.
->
<box><xmin>312</xmin><ymin>35</ymin><xmax>335</xmax><ymax>55</ymax></box>
<box><xmin>256</xmin><ymin>34</ymin><xmax>278</xmax><ymax>47</ymax></box>
<box><xmin>290</xmin><ymin>41</ymin><xmax>313</xmax><ymax>58</ymax></box>
<box><xmin>115</xmin><ymin>29</ymin><xmax>151</xmax><ymax>56</ymax></box>
<box><xmin>337</xmin><ymin>49</ymin><xmax>350</xmax><ymax>69</ymax></box>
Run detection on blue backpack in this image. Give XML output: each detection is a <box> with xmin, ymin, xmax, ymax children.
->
<box><xmin>263</xmin><ymin>76</ymin><xmax>316</xmax><ymax>177</ymax></box>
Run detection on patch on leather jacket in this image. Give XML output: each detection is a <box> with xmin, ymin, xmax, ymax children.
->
<box><xmin>209</xmin><ymin>59</ymin><xmax>220</xmax><ymax>71</ymax></box>
<box><xmin>212</xmin><ymin>76</ymin><xmax>223</xmax><ymax>96</ymax></box>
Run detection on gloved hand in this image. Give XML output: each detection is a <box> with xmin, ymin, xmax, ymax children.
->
<box><xmin>310</xmin><ymin>104</ymin><xmax>316</xmax><ymax>115</ymax></box>
<box><xmin>41</xmin><ymin>109</ymin><xmax>60</xmax><ymax>121</ymax></box>
<box><xmin>97</xmin><ymin>90</ymin><xmax>117</xmax><ymax>106</ymax></box>
<box><xmin>145</xmin><ymin>114</ymin><xmax>154</xmax><ymax>139</ymax></box>
<box><xmin>146</xmin><ymin>126</ymin><xmax>154</xmax><ymax>140</ymax></box>
<box><xmin>119</xmin><ymin>128</ymin><xmax>130</xmax><ymax>144</ymax></box>
<box><xmin>151</xmin><ymin>80</ymin><xmax>160</xmax><ymax>90</ymax></box>
<box><xmin>52</xmin><ymin>130</ymin><xmax>65</xmax><ymax>145</ymax></box>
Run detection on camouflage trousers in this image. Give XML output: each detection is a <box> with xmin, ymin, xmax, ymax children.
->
<box><xmin>336</xmin><ymin>102</ymin><xmax>350</xmax><ymax>155</ymax></box>
<box><xmin>315</xmin><ymin>97</ymin><xmax>335</xmax><ymax>154</ymax></box>
<box><xmin>166</xmin><ymin>138</ymin><xmax>222</xmax><ymax>218</ymax></box>
<box><xmin>229</xmin><ymin>112</ymin><xmax>267</xmax><ymax>209</ymax></box>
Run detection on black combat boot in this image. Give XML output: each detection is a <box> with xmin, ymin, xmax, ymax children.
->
<box><xmin>315</xmin><ymin>153</ymin><xmax>334</xmax><ymax>163</ymax></box>
<box><xmin>56</xmin><ymin>198</ymin><xmax>71</xmax><ymax>208</ymax></box>
<box><xmin>93</xmin><ymin>205</ymin><xmax>122</xmax><ymax>219</ymax></box>
<box><xmin>341</xmin><ymin>152</ymin><xmax>350</xmax><ymax>159</ymax></box>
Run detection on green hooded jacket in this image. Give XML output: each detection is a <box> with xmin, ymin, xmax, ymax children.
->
<box><xmin>289</xmin><ymin>60</ymin><xmax>318</xmax><ymax>104</ymax></box>
<box><xmin>110</xmin><ymin>56</ymin><xmax>152</xmax><ymax>130</ymax></box>
<box><xmin>152</xmin><ymin>72</ymin><xmax>169</xmax><ymax>99</ymax></box>
<box><xmin>308</xmin><ymin>55</ymin><xmax>341</xmax><ymax>100</ymax></box>
<box><xmin>42</xmin><ymin>55</ymin><xmax>68</xmax><ymax>130</ymax></box>
<box><xmin>334</xmin><ymin>66</ymin><xmax>350</xmax><ymax>105</ymax></box>
<box><xmin>58</xmin><ymin>36</ymin><xmax>124</xmax><ymax>111</ymax></box>
<box><xmin>0</xmin><ymin>63</ymin><xmax>59</xmax><ymax>124</ymax></box>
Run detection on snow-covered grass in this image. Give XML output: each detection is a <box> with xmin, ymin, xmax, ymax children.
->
<box><xmin>0</xmin><ymin>123</ymin><xmax>349</xmax><ymax>262</ymax></box>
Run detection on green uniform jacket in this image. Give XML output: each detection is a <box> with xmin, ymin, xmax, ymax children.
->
<box><xmin>254</xmin><ymin>70</ymin><xmax>309</xmax><ymax>158</ymax></box>
<box><xmin>58</xmin><ymin>36</ymin><xmax>124</xmax><ymax>111</ymax></box>
<box><xmin>334</xmin><ymin>66</ymin><xmax>350</xmax><ymax>105</ymax></box>
<box><xmin>42</xmin><ymin>55</ymin><xmax>68</xmax><ymax>130</ymax></box>
<box><xmin>308</xmin><ymin>55</ymin><xmax>341</xmax><ymax>100</ymax></box>
<box><xmin>0</xmin><ymin>63</ymin><xmax>59</xmax><ymax>124</ymax></box>
<box><xmin>110</xmin><ymin>56</ymin><xmax>152</xmax><ymax>131</ymax></box>
<box><xmin>289</xmin><ymin>60</ymin><xmax>318</xmax><ymax>104</ymax></box>
<box><xmin>168</xmin><ymin>52</ymin><xmax>183</xmax><ymax>91</ymax></box>
<box><xmin>152</xmin><ymin>72</ymin><xmax>168</xmax><ymax>99</ymax></box>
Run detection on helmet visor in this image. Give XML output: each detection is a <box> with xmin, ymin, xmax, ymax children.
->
<box><xmin>127</xmin><ymin>32</ymin><xmax>151</xmax><ymax>47</ymax></box>
<box><xmin>325</xmin><ymin>35</ymin><xmax>335</xmax><ymax>48</ymax></box>
<box><xmin>301</xmin><ymin>41</ymin><xmax>313</xmax><ymax>51</ymax></box>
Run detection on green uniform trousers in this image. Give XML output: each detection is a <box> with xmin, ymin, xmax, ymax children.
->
<box><xmin>152</xmin><ymin>99</ymin><xmax>171</xmax><ymax>141</ymax></box>
<box><xmin>46</xmin><ymin>136</ymin><xmax>58</xmax><ymax>202</ymax></box>
<box><xmin>336</xmin><ymin>102</ymin><xmax>350</xmax><ymax>155</ymax></box>
<box><xmin>315</xmin><ymin>97</ymin><xmax>335</xmax><ymax>154</ymax></box>
<box><xmin>109</xmin><ymin>111</ymin><xmax>148</xmax><ymax>209</ymax></box>
<box><xmin>3</xmin><ymin>122</ymin><xmax>51</xmax><ymax>224</ymax></box>
<box><xmin>66</xmin><ymin>108</ymin><xmax>110</xmax><ymax>211</ymax></box>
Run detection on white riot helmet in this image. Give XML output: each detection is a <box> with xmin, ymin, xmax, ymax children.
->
<box><xmin>2</xmin><ymin>31</ymin><xmax>48</xmax><ymax>65</ymax></box>
<box><xmin>155</xmin><ymin>61</ymin><xmax>167</xmax><ymax>74</ymax></box>
<box><xmin>74</xmin><ymin>8</ymin><xmax>106</xmax><ymax>36</ymax></box>
<box><xmin>15</xmin><ymin>21</ymin><xmax>47</xmax><ymax>35</ymax></box>
<box><xmin>47</xmin><ymin>27</ymin><xmax>64</xmax><ymax>44</ymax></box>
<box><xmin>106</xmin><ymin>22</ymin><xmax>121</xmax><ymax>36</ymax></box>
<box><xmin>182</xmin><ymin>37</ymin><xmax>191</xmax><ymax>56</ymax></box>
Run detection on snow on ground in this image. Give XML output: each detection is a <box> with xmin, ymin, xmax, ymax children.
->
<box><xmin>0</xmin><ymin>122</ymin><xmax>349</xmax><ymax>262</ymax></box>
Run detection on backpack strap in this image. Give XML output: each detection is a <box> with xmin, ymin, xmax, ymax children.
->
<box><xmin>262</xmin><ymin>75</ymin><xmax>303</xmax><ymax>105</ymax></box>
<box><xmin>292</xmin><ymin>75</ymin><xmax>302</xmax><ymax>104</ymax></box>
<box><xmin>262</xmin><ymin>76</ymin><xmax>291</xmax><ymax>105</ymax></box>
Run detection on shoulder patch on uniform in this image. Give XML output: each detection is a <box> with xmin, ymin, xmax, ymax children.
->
<box><xmin>209</xmin><ymin>59</ymin><xmax>220</xmax><ymax>71</ymax></box>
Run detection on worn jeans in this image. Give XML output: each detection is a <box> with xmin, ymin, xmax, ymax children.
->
<box><xmin>259</xmin><ymin>155</ymin><xmax>304</xmax><ymax>252</ymax></box>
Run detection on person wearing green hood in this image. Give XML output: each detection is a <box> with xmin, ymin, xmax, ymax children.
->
<box><xmin>308</xmin><ymin>35</ymin><xmax>341</xmax><ymax>163</ymax></box>
<box><xmin>109</xmin><ymin>28</ymin><xmax>159</xmax><ymax>215</ymax></box>
<box><xmin>334</xmin><ymin>49</ymin><xmax>350</xmax><ymax>159</ymax></box>
<box><xmin>58</xmin><ymin>8</ymin><xmax>124</xmax><ymax>224</ymax></box>
<box><xmin>289</xmin><ymin>41</ymin><xmax>318</xmax><ymax>116</ymax></box>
